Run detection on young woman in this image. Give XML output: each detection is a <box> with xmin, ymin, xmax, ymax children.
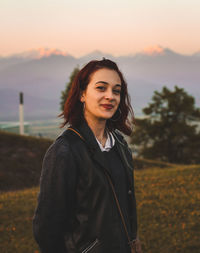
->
<box><xmin>33</xmin><ymin>59</ymin><xmax>142</xmax><ymax>253</ymax></box>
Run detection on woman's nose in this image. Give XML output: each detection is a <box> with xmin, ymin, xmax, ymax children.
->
<box><xmin>105</xmin><ymin>89</ymin><xmax>114</xmax><ymax>100</ymax></box>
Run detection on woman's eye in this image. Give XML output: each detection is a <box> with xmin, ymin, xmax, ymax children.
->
<box><xmin>96</xmin><ymin>86</ymin><xmax>106</xmax><ymax>91</ymax></box>
<box><xmin>113</xmin><ymin>89</ymin><xmax>121</xmax><ymax>95</ymax></box>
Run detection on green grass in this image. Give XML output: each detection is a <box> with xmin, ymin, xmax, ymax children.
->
<box><xmin>0</xmin><ymin>165</ymin><xmax>199</xmax><ymax>253</ymax></box>
<box><xmin>0</xmin><ymin>188</ymin><xmax>39</xmax><ymax>253</ymax></box>
<box><xmin>135</xmin><ymin>164</ymin><xmax>200</xmax><ymax>253</ymax></box>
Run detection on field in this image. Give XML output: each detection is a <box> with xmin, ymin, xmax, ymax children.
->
<box><xmin>135</xmin><ymin>164</ymin><xmax>200</xmax><ymax>253</ymax></box>
<box><xmin>0</xmin><ymin>164</ymin><xmax>199</xmax><ymax>253</ymax></box>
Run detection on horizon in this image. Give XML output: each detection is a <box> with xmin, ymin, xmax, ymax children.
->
<box><xmin>1</xmin><ymin>0</ymin><xmax>200</xmax><ymax>57</ymax></box>
<box><xmin>1</xmin><ymin>45</ymin><xmax>199</xmax><ymax>59</ymax></box>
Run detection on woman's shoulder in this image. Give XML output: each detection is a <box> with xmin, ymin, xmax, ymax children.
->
<box><xmin>45</xmin><ymin>129</ymin><xmax>80</xmax><ymax>157</ymax></box>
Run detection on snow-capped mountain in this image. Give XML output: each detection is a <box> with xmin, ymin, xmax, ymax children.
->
<box><xmin>0</xmin><ymin>46</ymin><xmax>199</xmax><ymax>120</ymax></box>
<box><xmin>8</xmin><ymin>48</ymin><xmax>69</xmax><ymax>59</ymax></box>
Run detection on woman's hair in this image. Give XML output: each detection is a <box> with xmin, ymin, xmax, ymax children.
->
<box><xmin>60</xmin><ymin>58</ymin><xmax>134</xmax><ymax>136</ymax></box>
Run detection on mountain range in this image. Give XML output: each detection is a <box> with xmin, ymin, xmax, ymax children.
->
<box><xmin>0</xmin><ymin>46</ymin><xmax>199</xmax><ymax>120</ymax></box>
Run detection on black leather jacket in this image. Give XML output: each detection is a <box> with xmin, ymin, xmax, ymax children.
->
<box><xmin>33</xmin><ymin>121</ymin><xmax>137</xmax><ymax>253</ymax></box>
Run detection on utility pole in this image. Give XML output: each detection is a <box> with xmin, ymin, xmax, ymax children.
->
<box><xmin>19</xmin><ymin>92</ymin><xmax>24</xmax><ymax>135</ymax></box>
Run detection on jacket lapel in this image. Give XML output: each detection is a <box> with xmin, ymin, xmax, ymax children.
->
<box><xmin>113</xmin><ymin>132</ymin><xmax>134</xmax><ymax>188</ymax></box>
<box><xmin>76</xmin><ymin>120</ymin><xmax>112</xmax><ymax>177</ymax></box>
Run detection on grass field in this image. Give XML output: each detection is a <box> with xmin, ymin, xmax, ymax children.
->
<box><xmin>135</xmin><ymin>164</ymin><xmax>200</xmax><ymax>253</ymax></box>
<box><xmin>0</xmin><ymin>164</ymin><xmax>199</xmax><ymax>253</ymax></box>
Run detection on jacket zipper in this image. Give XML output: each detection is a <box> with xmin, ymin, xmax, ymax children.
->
<box><xmin>82</xmin><ymin>238</ymin><xmax>99</xmax><ymax>253</ymax></box>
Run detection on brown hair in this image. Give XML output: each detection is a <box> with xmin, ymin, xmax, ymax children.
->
<box><xmin>60</xmin><ymin>59</ymin><xmax>134</xmax><ymax>136</ymax></box>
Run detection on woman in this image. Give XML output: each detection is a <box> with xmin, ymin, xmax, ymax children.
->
<box><xmin>33</xmin><ymin>59</ymin><xmax>142</xmax><ymax>253</ymax></box>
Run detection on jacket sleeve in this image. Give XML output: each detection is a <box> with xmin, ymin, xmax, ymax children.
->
<box><xmin>130</xmin><ymin>162</ymin><xmax>138</xmax><ymax>240</ymax></box>
<box><xmin>32</xmin><ymin>138</ymin><xmax>78</xmax><ymax>253</ymax></box>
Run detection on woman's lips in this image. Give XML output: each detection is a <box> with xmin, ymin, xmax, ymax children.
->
<box><xmin>101</xmin><ymin>104</ymin><xmax>114</xmax><ymax>109</ymax></box>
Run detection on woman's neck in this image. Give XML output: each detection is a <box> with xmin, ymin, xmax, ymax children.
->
<box><xmin>84</xmin><ymin>116</ymin><xmax>107</xmax><ymax>146</ymax></box>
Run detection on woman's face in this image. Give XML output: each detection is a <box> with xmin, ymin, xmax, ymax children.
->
<box><xmin>80</xmin><ymin>68</ymin><xmax>121</xmax><ymax>122</ymax></box>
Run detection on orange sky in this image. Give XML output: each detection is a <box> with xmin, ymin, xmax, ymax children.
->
<box><xmin>1</xmin><ymin>0</ymin><xmax>200</xmax><ymax>57</ymax></box>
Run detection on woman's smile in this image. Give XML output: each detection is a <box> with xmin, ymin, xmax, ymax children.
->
<box><xmin>100</xmin><ymin>104</ymin><xmax>114</xmax><ymax>110</ymax></box>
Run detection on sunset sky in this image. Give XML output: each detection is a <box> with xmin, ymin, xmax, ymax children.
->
<box><xmin>1</xmin><ymin>0</ymin><xmax>200</xmax><ymax>57</ymax></box>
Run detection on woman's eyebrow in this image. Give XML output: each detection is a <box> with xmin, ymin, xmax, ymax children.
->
<box><xmin>95</xmin><ymin>81</ymin><xmax>121</xmax><ymax>87</ymax></box>
<box><xmin>115</xmin><ymin>84</ymin><xmax>121</xmax><ymax>87</ymax></box>
<box><xmin>95</xmin><ymin>81</ymin><xmax>108</xmax><ymax>85</ymax></box>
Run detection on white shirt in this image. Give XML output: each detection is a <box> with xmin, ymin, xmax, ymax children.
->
<box><xmin>95</xmin><ymin>132</ymin><xmax>115</xmax><ymax>152</ymax></box>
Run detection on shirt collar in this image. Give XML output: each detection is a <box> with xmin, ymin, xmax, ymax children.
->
<box><xmin>95</xmin><ymin>131</ymin><xmax>115</xmax><ymax>152</ymax></box>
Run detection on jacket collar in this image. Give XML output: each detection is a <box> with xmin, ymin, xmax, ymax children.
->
<box><xmin>75</xmin><ymin>119</ymin><xmax>111</xmax><ymax>175</ymax></box>
<box><xmin>112</xmin><ymin>131</ymin><xmax>134</xmax><ymax>186</ymax></box>
<box><xmin>72</xmin><ymin>119</ymin><xmax>133</xmax><ymax>187</ymax></box>
<box><xmin>76</xmin><ymin>119</ymin><xmax>100</xmax><ymax>150</ymax></box>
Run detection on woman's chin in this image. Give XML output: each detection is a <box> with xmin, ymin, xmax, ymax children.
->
<box><xmin>99</xmin><ymin>113</ymin><xmax>115</xmax><ymax>121</ymax></box>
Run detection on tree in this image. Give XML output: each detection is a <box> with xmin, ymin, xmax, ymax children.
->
<box><xmin>60</xmin><ymin>66</ymin><xmax>80</xmax><ymax>111</ymax></box>
<box><xmin>131</xmin><ymin>86</ymin><xmax>200</xmax><ymax>164</ymax></box>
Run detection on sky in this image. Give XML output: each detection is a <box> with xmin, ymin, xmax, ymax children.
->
<box><xmin>1</xmin><ymin>0</ymin><xmax>200</xmax><ymax>57</ymax></box>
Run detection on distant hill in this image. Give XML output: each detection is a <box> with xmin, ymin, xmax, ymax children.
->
<box><xmin>0</xmin><ymin>46</ymin><xmax>200</xmax><ymax>120</ymax></box>
<box><xmin>0</xmin><ymin>131</ymin><xmax>52</xmax><ymax>191</ymax></box>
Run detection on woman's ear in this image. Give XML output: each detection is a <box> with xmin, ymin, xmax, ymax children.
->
<box><xmin>80</xmin><ymin>91</ymin><xmax>85</xmax><ymax>102</ymax></box>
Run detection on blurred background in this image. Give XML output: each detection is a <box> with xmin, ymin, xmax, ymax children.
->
<box><xmin>0</xmin><ymin>0</ymin><xmax>199</xmax><ymax>252</ymax></box>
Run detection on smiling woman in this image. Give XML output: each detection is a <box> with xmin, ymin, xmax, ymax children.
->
<box><xmin>33</xmin><ymin>59</ymin><xmax>142</xmax><ymax>253</ymax></box>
